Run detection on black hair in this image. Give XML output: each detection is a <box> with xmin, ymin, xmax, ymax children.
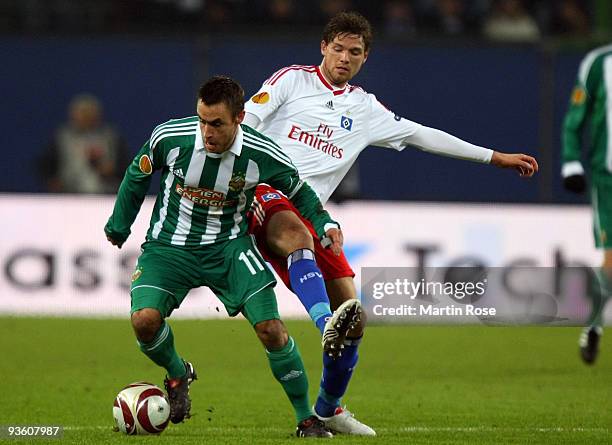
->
<box><xmin>198</xmin><ymin>76</ymin><xmax>245</xmax><ymax>117</ymax></box>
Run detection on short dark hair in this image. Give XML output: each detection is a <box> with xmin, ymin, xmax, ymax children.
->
<box><xmin>322</xmin><ymin>11</ymin><xmax>372</xmax><ymax>52</ymax></box>
<box><xmin>198</xmin><ymin>76</ymin><xmax>245</xmax><ymax>117</ymax></box>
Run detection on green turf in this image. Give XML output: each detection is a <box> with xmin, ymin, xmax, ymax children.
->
<box><xmin>0</xmin><ymin>317</ymin><xmax>610</xmax><ymax>444</ymax></box>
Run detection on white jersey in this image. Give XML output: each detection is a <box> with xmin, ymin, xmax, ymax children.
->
<box><xmin>245</xmin><ymin>64</ymin><xmax>492</xmax><ymax>204</ymax></box>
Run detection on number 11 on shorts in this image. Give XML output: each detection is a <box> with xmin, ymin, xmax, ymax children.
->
<box><xmin>238</xmin><ymin>249</ymin><xmax>265</xmax><ymax>275</ymax></box>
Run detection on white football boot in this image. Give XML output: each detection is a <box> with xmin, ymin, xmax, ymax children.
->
<box><xmin>322</xmin><ymin>299</ymin><xmax>362</xmax><ymax>358</ymax></box>
<box><xmin>315</xmin><ymin>406</ymin><xmax>376</xmax><ymax>436</ymax></box>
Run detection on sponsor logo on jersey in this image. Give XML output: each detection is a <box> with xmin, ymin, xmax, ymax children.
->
<box><xmin>251</xmin><ymin>92</ymin><xmax>270</xmax><ymax>104</ymax></box>
<box><xmin>324</xmin><ymin>100</ymin><xmax>334</xmax><ymax>110</ymax></box>
<box><xmin>571</xmin><ymin>86</ymin><xmax>586</xmax><ymax>105</ymax></box>
<box><xmin>139</xmin><ymin>155</ymin><xmax>153</xmax><ymax>175</ymax></box>
<box><xmin>340</xmin><ymin>115</ymin><xmax>353</xmax><ymax>131</ymax></box>
<box><xmin>287</xmin><ymin>124</ymin><xmax>343</xmax><ymax>159</ymax></box>
<box><xmin>175</xmin><ymin>184</ymin><xmax>237</xmax><ymax>207</ymax></box>
<box><xmin>261</xmin><ymin>192</ymin><xmax>281</xmax><ymax>202</ymax></box>
<box><xmin>228</xmin><ymin>172</ymin><xmax>246</xmax><ymax>192</ymax></box>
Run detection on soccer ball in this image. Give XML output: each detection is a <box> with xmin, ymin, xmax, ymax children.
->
<box><xmin>113</xmin><ymin>382</ymin><xmax>170</xmax><ymax>435</ymax></box>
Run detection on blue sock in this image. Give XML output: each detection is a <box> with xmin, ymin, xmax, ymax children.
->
<box><xmin>288</xmin><ymin>249</ymin><xmax>332</xmax><ymax>334</ymax></box>
<box><xmin>315</xmin><ymin>339</ymin><xmax>360</xmax><ymax>417</ymax></box>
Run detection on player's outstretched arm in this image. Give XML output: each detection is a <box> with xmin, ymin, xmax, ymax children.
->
<box><xmin>490</xmin><ymin>151</ymin><xmax>539</xmax><ymax>177</ymax></box>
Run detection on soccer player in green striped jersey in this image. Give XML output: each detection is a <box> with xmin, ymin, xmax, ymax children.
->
<box><xmin>562</xmin><ymin>43</ymin><xmax>612</xmax><ymax>364</ymax></box>
<box><xmin>104</xmin><ymin>76</ymin><xmax>337</xmax><ymax>437</ymax></box>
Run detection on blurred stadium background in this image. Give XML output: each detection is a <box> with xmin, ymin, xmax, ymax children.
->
<box><xmin>1</xmin><ymin>1</ymin><xmax>611</xmax><ymax>443</ymax></box>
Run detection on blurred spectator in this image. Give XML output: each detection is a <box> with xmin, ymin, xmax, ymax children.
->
<box><xmin>483</xmin><ymin>0</ymin><xmax>540</xmax><ymax>42</ymax></box>
<box><xmin>17</xmin><ymin>0</ymin><xmax>113</xmax><ymax>33</ymax></box>
<box><xmin>549</xmin><ymin>0</ymin><xmax>590</xmax><ymax>36</ymax></box>
<box><xmin>2</xmin><ymin>0</ymin><xmax>593</xmax><ymax>37</ymax></box>
<box><xmin>418</xmin><ymin>0</ymin><xmax>482</xmax><ymax>36</ymax></box>
<box><xmin>174</xmin><ymin>0</ymin><xmax>205</xmax><ymax>13</ymax></box>
<box><xmin>39</xmin><ymin>94</ymin><xmax>128</xmax><ymax>194</ymax></box>
<box><xmin>433</xmin><ymin>0</ymin><xmax>470</xmax><ymax>35</ymax></box>
<box><xmin>202</xmin><ymin>0</ymin><xmax>233</xmax><ymax>28</ymax></box>
<box><xmin>317</xmin><ymin>0</ymin><xmax>354</xmax><ymax>20</ymax></box>
<box><xmin>250</xmin><ymin>0</ymin><xmax>309</xmax><ymax>25</ymax></box>
<box><xmin>268</xmin><ymin>0</ymin><xmax>298</xmax><ymax>24</ymax></box>
<box><xmin>383</xmin><ymin>0</ymin><xmax>417</xmax><ymax>38</ymax></box>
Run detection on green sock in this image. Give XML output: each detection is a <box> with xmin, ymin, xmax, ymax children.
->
<box><xmin>587</xmin><ymin>269</ymin><xmax>611</xmax><ymax>327</ymax></box>
<box><xmin>266</xmin><ymin>337</ymin><xmax>312</xmax><ymax>423</ymax></box>
<box><xmin>137</xmin><ymin>321</ymin><xmax>186</xmax><ymax>378</ymax></box>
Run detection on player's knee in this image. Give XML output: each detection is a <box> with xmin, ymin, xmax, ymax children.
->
<box><xmin>131</xmin><ymin>308</ymin><xmax>163</xmax><ymax>343</ymax></box>
<box><xmin>274</xmin><ymin>224</ymin><xmax>314</xmax><ymax>254</ymax></box>
<box><xmin>254</xmin><ymin>319</ymin><xmax>289</xmax><ymax>350</ymax></box>
<box><xmin>290</xmin><ymin>223</ymin><xmax>315</xmax><ymax>250</ymax></box>
<box><xmin>267</xmin><ymin>212</ymin><xmax>314</xmax><ymax>255</ymax></box>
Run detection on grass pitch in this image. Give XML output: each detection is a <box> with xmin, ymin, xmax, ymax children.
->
<box><xmin>1</xmin><ymin>317</ymin><xmax>610</xmax><ymax>444</ymax></box>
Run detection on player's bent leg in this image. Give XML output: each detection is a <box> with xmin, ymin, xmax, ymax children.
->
<box><xmin>266</xmin><ymin>210</ymin><xmax>333</xmax><ymax>334</ymax></box>
<box><xmin>581</xmin><ymin>182</ymin><xmax>612</xmax><ymax>364</ymax></box>
<box><xmin>580</xmin><ymin>250</ymin><xmax>612</xmax><ymax>364</ymax></box>
<box><xmin>244</xmin><ymin>288</ymin><xmax>331</xmax><ymax>438</ymax></box>
<box><xmin>131</xmin><ymin>308</ymin><xmax>197</xmax><ymax>424</ymax></box>
<box><xmin>254</xmin><ymin>318</ymin><xmax>289</xmax><ymax>350</ymax></box>
<box><xmin>130</xmin><ymin>243</ymin><xmax>199</xmax><ymax>423</ymax></box>
<box><xmin>315</xmin><ymin>278</ymin><xmax>374</xmax><ymax>436</ymax></box>
<box><xmin>130</xmin><ymin>286</ymin><xmax>190</xmax><ymax>379</ymax></box>
<box><xmin>265</xmin><ymin>209</ymin><xmax>315</xmax><ymax>255</ymax></box>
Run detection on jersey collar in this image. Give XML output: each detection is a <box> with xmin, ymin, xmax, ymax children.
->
<box><xmin>195</xmin><ymin>123</ymin><xmax>243</xmax><ymax>157</ymax></box>
<box><xmin>227</xmin><ymin>125</ymin><xmax>243</xmax><ymax>156</ymax></box>
<box><xmin>195</xmin><ymin>125</ymin><xmax>205</xmax><ymax>150</ymax></box>
<box><xmin>316</xmin><ymin>66</ymin><xmax>347</xmax><ymax>96</ymax></box>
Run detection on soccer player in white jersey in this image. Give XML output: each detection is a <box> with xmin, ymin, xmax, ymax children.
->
<box><xmin>243</xmin><ymin>12</ymin><xmax>539</xmax><ymax>436</ymax></box>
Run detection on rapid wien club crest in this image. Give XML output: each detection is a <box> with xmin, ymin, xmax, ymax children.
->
<box><xmin>228</xmin><ymin>172</ymin><xmax>246</xmax><ymax>192</ymax></box>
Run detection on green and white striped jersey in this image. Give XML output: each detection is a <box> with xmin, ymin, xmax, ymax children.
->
<box><xmin>562</xmin><ymin>43</ymin><xmax>612</xmax><ymax>180</ymax></box>
<box><xmin>105</xmin><ymin>116</ymin><xmax>334</xmax><ymax>248</ymax></box>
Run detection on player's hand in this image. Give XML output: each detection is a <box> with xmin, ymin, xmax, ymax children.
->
<box><xmin>324</xmin><ymin>228</ymin><xmax>344</xmax><ymax>256</ymax></box>
<box><xmin>490</xmin><ymin>152</ymin><xmax>539</xmax><ymax>177</ymax></box>
<box><xmin>106</xmin><ymin>234</ymin><xmax>124</xmax><ymax>249</ymax></box>
<box><xmin>563</xmin><ymin>174</ymin><xmax>586</xmax><ymax>194</ymax></box>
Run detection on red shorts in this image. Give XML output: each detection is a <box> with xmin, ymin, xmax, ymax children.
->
<box><xmin>247</xmin><ymin>184</ymin><xmax>355</xmax><ymax>288</ymax></box>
